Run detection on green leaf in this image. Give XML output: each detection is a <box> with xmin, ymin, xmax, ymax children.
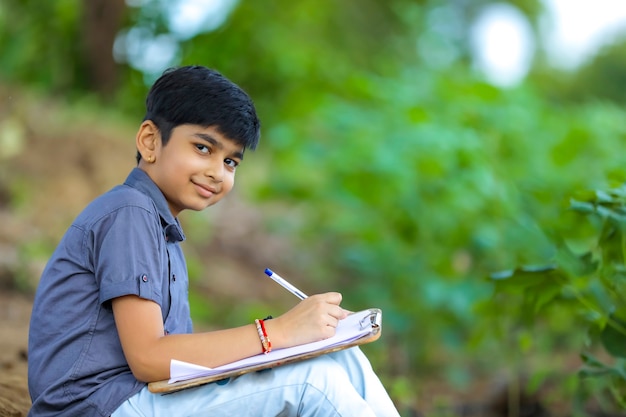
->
<box><xmin>580</xmin><ymin>351</ymin><xmax>610</xmax><ymax>369</ymax></box>
<box><xmin>489</xmin><ymin>265</ymin><xmax>564</xmax><ymax>293</ymax></box>
<box><xmin>600</xmin><ymin>314</ymin><xmax>626</xmax><ymax>358</ymax></box>
<box><xmin>555</xmin><ymin>246</ymin><xmax>599</xmax><ymax>277</ymax></box>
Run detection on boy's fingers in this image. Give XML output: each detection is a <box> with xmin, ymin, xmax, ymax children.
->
<box><xmin>328</xmin><ymin>305</ymin><xmax>348</xmax><ymax>320</ymax></box>
<box><xmin>321</xmin><ymin>291</ymin><xmax>343</xmax><ymax>305</ymax></box>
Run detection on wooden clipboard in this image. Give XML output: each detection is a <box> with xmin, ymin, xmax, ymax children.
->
<box><xmin>148</xmin><ymin>308</ymin><xmax>382</xmax><ymax>394</ymax></box>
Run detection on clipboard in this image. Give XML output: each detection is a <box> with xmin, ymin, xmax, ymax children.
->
<box><xmin>148</xmin><ymin>308</ymin><xmax>382</xmax><ymax>394</ymax></box>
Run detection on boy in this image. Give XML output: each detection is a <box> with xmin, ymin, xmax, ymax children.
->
<box><xmin>27</xmin><ymin>66</ymin><xmax>400</xmax><ymax>416</ymax></box>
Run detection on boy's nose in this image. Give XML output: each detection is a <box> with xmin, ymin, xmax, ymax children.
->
<box><xmin>205</xmin><ymin>164</ymin><xmax>224</xmax><ymax>182</ymax></box>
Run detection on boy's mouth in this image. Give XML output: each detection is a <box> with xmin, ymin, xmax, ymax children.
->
<box><xmin>192</xmin><ymin>181</ymin><xmax>218</xmax><ymax>198</ymax></box>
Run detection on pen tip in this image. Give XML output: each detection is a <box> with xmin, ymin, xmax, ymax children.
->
<box><xmin>264</xmin><ymin>268</ymin><xmax>273</xmax><ymax>276</ymax></box>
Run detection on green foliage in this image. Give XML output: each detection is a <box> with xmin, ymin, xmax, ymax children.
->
<box><xmin>0</xmin><ymin>0</ymin><xmax>85</xmax><ymax>92</ymax></box>
<box><xmin>488</xmin><ymin>185</ymin><xmax>626</xmax><ymax>412</ymax></box>
<box><xmin>247</xmin><ymin>60</ymin><xmax>626</xmax><ymax>377</ymax></box>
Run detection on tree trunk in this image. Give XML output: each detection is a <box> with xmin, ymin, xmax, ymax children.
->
<box><xmin>81</xmin><ymin>0</ymin><xmax>127</xmax><ymax>98</ymax></box>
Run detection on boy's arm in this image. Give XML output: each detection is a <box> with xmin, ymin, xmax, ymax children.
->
<box><xmin>112</xmin><ymin>292</ymin><xmax>347</xmax><ymax>382</ymax></box>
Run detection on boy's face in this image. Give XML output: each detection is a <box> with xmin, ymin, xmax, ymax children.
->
<box><xmin>137</xmin><ymin>122</ymin><xmax>244</xmax><ymax>216</ymax></box>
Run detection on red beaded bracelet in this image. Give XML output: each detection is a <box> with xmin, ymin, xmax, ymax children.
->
<box><xmin>254</xmin><ymin>319</ymin><xmax>272</xmax><ymax>354</ymax></box>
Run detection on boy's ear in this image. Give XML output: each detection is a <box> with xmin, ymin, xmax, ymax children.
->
<box><xmin>136</xmin><ymin>120</ymin><xmax>160</xmax><ymax>159</ymax></box>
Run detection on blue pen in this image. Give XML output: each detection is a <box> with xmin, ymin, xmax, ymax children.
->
<box><xmin>264</xmin><ymin>268</ymin><xmax>308</xmax><ymax>300</ymax></box>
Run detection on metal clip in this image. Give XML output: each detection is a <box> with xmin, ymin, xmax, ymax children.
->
<box><xmin>359</xmin><ymin>309</ymin><xmax>382</xmax><ymax>330</ymax></box>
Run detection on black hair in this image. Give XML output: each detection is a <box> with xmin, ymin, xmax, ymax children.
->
<box><xmin>137</xmin><ymin>66</ymin><xmax>260</xmax><ymax>163</ymax></box>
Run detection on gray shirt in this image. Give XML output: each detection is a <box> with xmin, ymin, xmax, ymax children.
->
<box><xmin>28</xmin><ymin>168</ymin><xmax>192</xmax><ymax>416</ymax></box>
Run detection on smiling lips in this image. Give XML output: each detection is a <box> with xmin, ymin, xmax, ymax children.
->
<box><xmin>193</xmin><ymin>181</ymin><xmax>218</xmax><ymax>198</ymax></box>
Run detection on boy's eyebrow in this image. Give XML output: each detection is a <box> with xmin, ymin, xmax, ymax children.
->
<box><xmin>193</xmin><ymin>132</ymin><xmax>245</xmax><ymax>160</ymax></box>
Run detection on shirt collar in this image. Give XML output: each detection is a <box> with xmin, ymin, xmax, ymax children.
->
<box><xmin>124</xmin><ymin>168</ymin><xmax>186</xmax><ymax>243</ymax></box>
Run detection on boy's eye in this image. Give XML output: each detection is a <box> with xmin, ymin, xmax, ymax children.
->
<box><xmin>195</xmin><ymin>144</ymin><xmax>210</xmax><ymax>154</ymax></box>
<box><xmin>225</xmin><ymin>158</ymin><xmax>239</xmax><ymax>168</ymax></box>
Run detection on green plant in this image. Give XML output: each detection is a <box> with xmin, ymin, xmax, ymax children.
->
<box><xmin>251</xmin><ymin>63</ymin><xmax>626</xmax><ymax>381</ymax></box>
<box><xmin>487</xmin><ymin>184</ymin><xmax>626</xmax><ymax>413</ymax></box>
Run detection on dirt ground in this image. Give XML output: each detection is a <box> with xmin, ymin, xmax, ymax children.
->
<box><xmin>0</xmin><ymin>291</ymin><xmax>31</xmax><ymax>417</ymax></box>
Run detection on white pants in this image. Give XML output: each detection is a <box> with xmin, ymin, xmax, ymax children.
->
<box><xmin>112</xmin><ymin>347</ymin><xmax>400</xmax><ymax>417</ymax></box>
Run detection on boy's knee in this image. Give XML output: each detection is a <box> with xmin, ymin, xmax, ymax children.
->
<box><xmin>296</xmin><ymin>355</ymin><xmax>352</xmax><ymax>392</ymax></box>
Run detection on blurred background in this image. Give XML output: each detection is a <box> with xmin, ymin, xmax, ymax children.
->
<box><xmin>1</xmin><ymin>0</ymin><xmax>626</xmax><ymax>415</ymax></box>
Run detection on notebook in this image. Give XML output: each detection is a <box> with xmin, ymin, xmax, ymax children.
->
<box><xmin>148</xmin><ymin>308</ymin><xmax>382</xmax><ymax>394</ymax></box>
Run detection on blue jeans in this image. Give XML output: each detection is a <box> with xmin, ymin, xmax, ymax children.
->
<box><xmin>112</xmin><ymin>347</ymin><xmax>400</xmax><ymax>417</ymax></box>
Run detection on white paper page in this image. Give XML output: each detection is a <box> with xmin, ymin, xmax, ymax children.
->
<box><xmin>169</xmin><ymin>309</ymin><xmax>374</xmax><ymax>383</ymax></box>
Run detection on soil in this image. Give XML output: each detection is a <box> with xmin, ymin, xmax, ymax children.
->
<box><xmin>0</xmin><ymin>291</ymin><xmax>31</xmax><ymax>417</ymax></box>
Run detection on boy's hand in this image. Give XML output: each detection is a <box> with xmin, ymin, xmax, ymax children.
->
<box><xmin>265</xmin><ymin>292</ymin><xmax>349</xmax><ymax>349</ymax></box>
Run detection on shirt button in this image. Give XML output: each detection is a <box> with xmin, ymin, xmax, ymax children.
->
<box><xmin>142</xmin><ymin>274</ymin><xmax>148</xmax><ymax>282</ymax></box>
<box><xmin>172</xmin><ymin>274</ymin><xmax>176</xmax><ymax>282</ymax></box>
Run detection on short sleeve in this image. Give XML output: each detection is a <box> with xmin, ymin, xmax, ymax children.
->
<box><xmin>92</xmin><ymin>205</ymin><xmax>166</xmax><ymax>305</ymax></box>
